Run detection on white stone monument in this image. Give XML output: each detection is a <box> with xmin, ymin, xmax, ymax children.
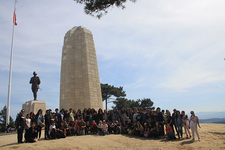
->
<box><xmin>60</xmin><ymin>26</ymin><xmax>103</xmax><ymax>111</ymax></box>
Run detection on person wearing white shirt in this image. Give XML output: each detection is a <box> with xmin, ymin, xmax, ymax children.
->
<box><xmin>101</xmin><ymin>120</ymin><xmax>108</xmax><ymax>136</ymax></box>
<box><xmin>25</xmin><ymin>114</ymin><xmax>31</xmax><ymax>142</ymax></box>
<box><xmin>49</xmin><ymin>121</ymin><xmax>57</xmax><ymax>139</ymax></box>
<box><xmin>189</xmin><ymin>111</ymin><xmax>201</xmax><ymax>141</ymax></box>
<box><xmin>97</xmin><ymin>120</ymin><xmax>103</xmax><ymax>134</ymax></box>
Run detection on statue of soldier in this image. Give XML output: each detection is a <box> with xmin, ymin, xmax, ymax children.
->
<box><xmin>29</xmin><ymin>71</ymin><xmax>41</xmax><ymax>100</ymax></box>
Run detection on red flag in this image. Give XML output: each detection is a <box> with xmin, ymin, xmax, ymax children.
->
<box><xmin>13</xmin><ymin>9</ymin><xmax>17</xmax><ymax>26</ymax></box>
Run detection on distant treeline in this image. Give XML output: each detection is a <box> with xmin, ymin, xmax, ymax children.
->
<box><xmin>199</xmin><ymin>118</ymin><xmax>225</xmax><ymax>124</ymax></box>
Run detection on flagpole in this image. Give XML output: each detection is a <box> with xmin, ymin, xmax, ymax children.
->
<box><xmin>6</xmin><ymin>0</ymin><xmax>17</xmax><ymax>127</ymax></box>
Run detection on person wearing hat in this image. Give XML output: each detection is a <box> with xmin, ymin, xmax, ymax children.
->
<box><xmin>29</xmin><ymin>71</ymin><xmax>41</xmax><ymax>100</ymax></box>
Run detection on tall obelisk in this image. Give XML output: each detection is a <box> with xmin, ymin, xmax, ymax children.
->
<box><xmin>60</xmin><ymin>26</ymin><xmax>103</xmax><ymax>111</ymax></box>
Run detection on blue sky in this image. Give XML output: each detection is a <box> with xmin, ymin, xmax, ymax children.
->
<box><xmin>0</xmin><ymin>0</ymin><xmax>225</xmax><ymax>120</ymax></box>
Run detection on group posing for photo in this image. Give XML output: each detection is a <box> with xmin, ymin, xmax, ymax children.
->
<box><xmin>16</xmin><ymin>107</ymin><xmax>201</xmax><ymax>143</ymax></box>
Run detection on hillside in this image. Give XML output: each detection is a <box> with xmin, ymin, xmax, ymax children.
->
<box><xmin>0</xmin><ymin>124</ymin><xmax>224</xmax><ymax>150</ymax></box>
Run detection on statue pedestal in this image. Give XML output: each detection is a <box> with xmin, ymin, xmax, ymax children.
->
<box><xmin>22</xmin><ymin>100</ymin><xmax>47</xmax><ymax>116</ymax></box>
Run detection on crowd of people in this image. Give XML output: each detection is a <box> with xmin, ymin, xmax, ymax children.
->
<box><xmin>16</xmin><ymin>107</ymin><xmax>201</xmax><ymax>143</ymax></box>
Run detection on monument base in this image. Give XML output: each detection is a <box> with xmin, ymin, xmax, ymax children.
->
<box><xmin>22</xmin><ymin>100</ymin><xmax>47</xmax><ymax>116</ymax></box>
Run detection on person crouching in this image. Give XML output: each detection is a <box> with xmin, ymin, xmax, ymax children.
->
<box><xmin>79</xmin><ymin>118</ymin><xmax>86</xmax><ymax>135</ymax></box>
<box><xmin>49</xmin><ymin>121</ymin><xmax>57</xmax><ymax>139</ymax></box>
<box><xmin>101</xmin><ymin>120</ymin><xmax>109</xmax><ymax>136</ymax></box>
<box><xmin>166</xmin><ymin>124</ymin><xmax>176</xmax><ymax>140</ymax></box>
<box><xmin>58</xmin><ymin>121</ymin><xmax>66</xmax><ymax>138</ymax></box>
<box><xmin>26</xmin><ymin>122</ymin><xmax>37</xmax><ymax>143</ymax></box>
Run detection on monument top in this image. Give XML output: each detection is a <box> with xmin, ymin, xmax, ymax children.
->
<box><xmin>65</xmin><ymin>26</ymin><xmax>92</xmax><ymax>36</ymax></box>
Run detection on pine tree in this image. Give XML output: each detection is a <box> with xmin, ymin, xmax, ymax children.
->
<box><xmin>0</xmin><ymin>105</ymin><xmax>15</xmax><ymax>132</ymax></box>
<box><xmin>75</xmin><ymin>0</ymin><xmax>137</xmax><ymax>18</ymax></box>
<box><xmin>101</xmin><ymin>83</ymin><xmax>126</xmax><ymax>110</ymax></box>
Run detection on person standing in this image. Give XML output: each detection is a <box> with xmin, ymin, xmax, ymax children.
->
<box><xmin>103</xmin><ymin>110</ymin><xmax>108</xmax><ymax>121</ymax></box>
<box><xmin>55</xmin><ymin>108</ymin><xmax>61</xmax><ymax>125</ymax></box>
<box><xmin>16</xmin><ymin>109</ymin><xmax>26</xmax><ymax>143</ymax></box>
<box><xmin>35</xmin><ymin>109</ymin><xmax>44</xmax><ymax>140</ymax></box>
<box><xmin>162</xmin><ymin>110</ymin><xmax>167</xmax><ymax>130</ymax></box>
<box><xmin>68</xmin><ymin>108</ymin><xmax>74</xmax><ymax>124</ymax></box>
<box><xmin>172</xmin><ymin>109</ymin><xmax>178</xmax><ymax>136</ymax></box>
<box><xmin>24</xmin><ymin>114</ymin><xmax>31</xmax><ymax>142</ymax></box>
<box><xmin>166</xmin><ymin>110</ymin><xmax>173</xmax><ymax>130</ymax></box>
<box><xmin>182</xmin><ymin>111</ymin><xmax>191</xmax><ymax>139</ymax></box>
<box><xmin>175</xmin><ymin>110</ymin><xmax>183</xmax><ymax>139</ymax></box>
<box><xmin>6</xmin><ymin>123</ymin><xmax>10</xmax><ymax>133</ymax></box>
<box><xmin>30</xmin><ymin>112</ymin><xmax>35</xmax><ymax>123</ymax></box>
<box><xmin>60</xmin><ymin>109</ymin><xmax>65</xmax><ymax>122</ymax></box>
<box><xmin>97</xmin><ymin>109</ymin><xmax>103</xmax><ymax>123</ymax></box>
<box><xmin>133</xmin><ymin>111</ymin><xmax>138</xmax><ymax>123</ymax></box>
<box><xmin>44</xmin><ymin>110</ymin><xmax>51</xmax><ymax>139</ymax></box>
<box><xmin>141</xmin><ymin>109</ymin><xmax>147</xmax><ymax>125</ymax></box>
<box><xmin>189</xmin><ymin>111</ymin><xmax>201</xmax><ymax>141</ymax></box>
<box><xmin>156</xmin><ymin>107</ymin><xmax>164</xmax><ymax>136</ymax></box>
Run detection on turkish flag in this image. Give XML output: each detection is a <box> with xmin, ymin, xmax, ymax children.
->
<box><xmin>13</xmin><ymin>10</ymin><xmax>17</xmax><ymax>26</ymax></box>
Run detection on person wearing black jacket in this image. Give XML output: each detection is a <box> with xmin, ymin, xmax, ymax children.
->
<box><xmin>151</xmin><ymin>111</ymin><xmax>157</xmax><ymax>126</ymax></box>
<box><xmin>92</xmin><ymin>112</ymin><xmax>98</xmax><ymax>124</ymax></box>
<box><xmin>97</xmin><ymin>109</ymin><xmax>103</xmax><ymax>123</ymax></box>
<box><xmin>16</xmin><ymin>109</ymin><xmax>25</xmax><ymax>143</ymax></box>
<box><xmin>30</xmin><ymin>112</ymin><xmax>35</xmax><ymax>123</ymax></box>
<box><xmin>136</xmin><ymin>112</ymin><xmax>142</xmax><ymax>123</ymax></box>
<box><xmin>64</xmin><ymin>110</ymin><xmax>69</xmax><ymax>122</ymax></box>
<box><xmin>156</xmin><ymin>107</ymin><xmax>164</xmax><ymax>136</ymax></box>
<box><xmin>26</xmin><ymin>122</ymin><xmax>37</xmax><ymax>143</ymax></box>
<box><xmin>172</xmin><ymin>109</ymin><xmax>178</xmax><ymax>136</ymax></box>
<box><xmin>6</xmin><ymin>123</ymin><xmax>9</xmax><ymax>133</ymax></box>
<box><xmin>44</xmin><ymin>110</ymin><xmax>51</xmax><ymax>139</ymax></box>
<box><xmin>141</xmin><ymin>109</ymin><xmax>147</xmax><ymax>125</ymax></box>
<box><xmin>55</xmin><ymin>108</ymin><xmax>61</xmax><ymax>125</ymax></box>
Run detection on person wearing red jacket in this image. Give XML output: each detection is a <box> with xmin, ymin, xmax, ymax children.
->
<box><xmin>90</xmin><ymin>120</ymin><xmax>98</xmax><ymax>134</ymax></box>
